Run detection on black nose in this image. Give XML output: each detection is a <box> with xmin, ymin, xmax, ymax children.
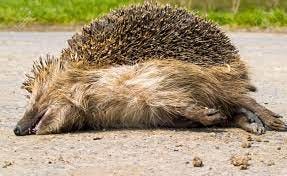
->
<box><xmin>14</xmin><ymin>125</ymin><xmax>22</xmax><ymax>136</ymax></box>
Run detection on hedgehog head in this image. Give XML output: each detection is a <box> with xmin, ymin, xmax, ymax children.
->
<box><xmin>14</xmin><ymin>56</ymin><xmax>77</xmax><ymax>135</ymax></box>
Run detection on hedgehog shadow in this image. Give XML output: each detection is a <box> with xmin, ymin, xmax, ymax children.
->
<box><xmin>64</xmin><ymin>126</ymin><xmax>227</xmax><ymax>135</ymax></box>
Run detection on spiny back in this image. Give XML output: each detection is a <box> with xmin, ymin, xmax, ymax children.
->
<box><xmin>61</xmin><ymin>3</ymin><xmax>239</xmax><ymax>67</ymax></box>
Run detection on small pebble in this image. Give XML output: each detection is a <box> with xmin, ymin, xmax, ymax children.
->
<box><xmin>277</xmin><ymin>147</ymin><xmax>281</xmax><ymax>150</ymax></box>
<box><xmin>255</xmin><ymin>137</ymin><xmax>262</xmax><ymax>142</ymax></box>
<box><xmin>192</xmin><ymin>157</ymin><xmax>203</xmax><ymax>167</ymax></box>
<box><xmin>246</xmin><ymin>152</ymin><xmax>252</xmax><ymax>156</ymax></box>
<box><xmin>241</xmin><ymin>142</ymin><xmax>251</xmax><ymax>148</ymax></box>
<box><xmin>240</xmin><ymin>165</ymin><xmax>248</xmax><ymax>170</ymax></box>
<box><xmin>93</xmin><ymin>137</ymin><xmax>102</xmax><ymax>140</ymax></box>
<box><xmin>267</xmin><ymin>161</ymin><xmax>275</xmax><ymax>166</ymax></box>
<box><xmin>246</xmin><ymin>135</ymin><xmax>253</xmax><ymax>141</ymax></box>
<box><xmin>231</xmin><ymin>155</ymin><xmax>251</xmax><ymax>170</ymax></box>
<box><xmin>210</xmin><ymin>132</ymin><xmax>216</xmax><ymax>137</ymax></box>
<box><xmin>2</xmin><ymin>161</ymin><xmax>13</xmax><ymax>168</ymax></box>
<box><xmin>58</xmin><ymin>155</ymin><xmax>65</xmax><ymax>162</ymax></box>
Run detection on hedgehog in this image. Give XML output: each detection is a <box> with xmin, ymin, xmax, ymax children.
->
<box><xmin>23</xmin><ymin>3</ymin><xmax>255</xmax><ymax>93</ymax></box>
<box><xmin>14</xmin><ymin>58</ymin><xmax>285</xmax><ymax>135</ymax></box>
<box><xmin>15</xmin><ymin>4</ymin><xmax>286</xmax><ymax>135</ymax></box>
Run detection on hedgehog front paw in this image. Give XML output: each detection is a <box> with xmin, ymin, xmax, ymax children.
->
<box><xmin>247</xmin><ymin>123</ymin><xmax>266</xmax><ymax>135</ymax></box>
<box><xmin>233</xmin><ymin>112</ymin><xmax>265</xmax><ymax>135</ymax></box>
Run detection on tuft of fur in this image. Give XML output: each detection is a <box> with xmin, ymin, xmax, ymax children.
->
<box><xmin>23</xmin><ymin>3</ymin><xmax>244</xmax><ymax>93</ymax></box>
<box><xmin>22</xmin><ymin>55</ymin><xmax>65</xmax><ymax>93</ymax></box>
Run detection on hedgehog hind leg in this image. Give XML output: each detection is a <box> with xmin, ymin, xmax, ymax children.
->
<box><xmin>237</xmin><ymin>96</ymin><xmax>287</xmax><ymax>131</ymax></box>
<box><xmin>178</xmin><ymin>106</ymin><xmax>227</xmax><ymax>126</ymax></box>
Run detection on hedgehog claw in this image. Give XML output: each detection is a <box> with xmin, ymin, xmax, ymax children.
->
<box><xmin>272</xmin><ymin>113</ymin><xmax>283</xmax><ymax>119</ymax></box>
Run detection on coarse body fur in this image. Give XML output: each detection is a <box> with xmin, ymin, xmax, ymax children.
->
<box><xmin>15</xmin><ymin>58</ymin><xmax>285</xmax><ymax>135</ymax></box>
<box><xmin>44</xmin><ymin>59</ymin><xmax>249</xmax><ymax>131</ymax></box>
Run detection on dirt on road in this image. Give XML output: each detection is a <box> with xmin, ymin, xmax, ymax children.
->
<box><xmin>0</xmin><ymin>32</ymin><xmax>287</xmax><ymax>176</ymax></box>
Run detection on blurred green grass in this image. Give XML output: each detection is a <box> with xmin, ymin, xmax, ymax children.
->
<box><xmin>0</xmin><ymin>0</ymin><xmax>143</xmax><ymax>25</ymax></box>
<box><xmin>161</xmin><ymin>0</ymin><xmax>287</xmax><ymax>28</ymax></box>
<box><xmin>0</xmin><ymin>0</ymin><xmax>287</xmax><ymax>29</ymax></box>
<box><xmin>205</xmin><ymin>9</ymin><xmax>287</xmax><ymax>27</ymax></box>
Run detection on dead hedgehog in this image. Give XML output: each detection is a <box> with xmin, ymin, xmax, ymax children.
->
<box><xmin>14</xmin><ymin>58</ymin><xmax>285</xmax><ymax>136</ymax></box>
<box><xmin>15</xmin><ymin>4</ymin><xmax>286</xmax><ymax>135</ymax></box>
<box><xmin>23</xmin><ymin>3</ymin><xmax>255</xmax><ymax>93</ymax></box>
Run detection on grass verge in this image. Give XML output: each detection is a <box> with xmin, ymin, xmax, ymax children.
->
<box><xmin>0</xmin><ymin>0</ymin><xmax>286</xmax><ymax>30</ymax></box>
